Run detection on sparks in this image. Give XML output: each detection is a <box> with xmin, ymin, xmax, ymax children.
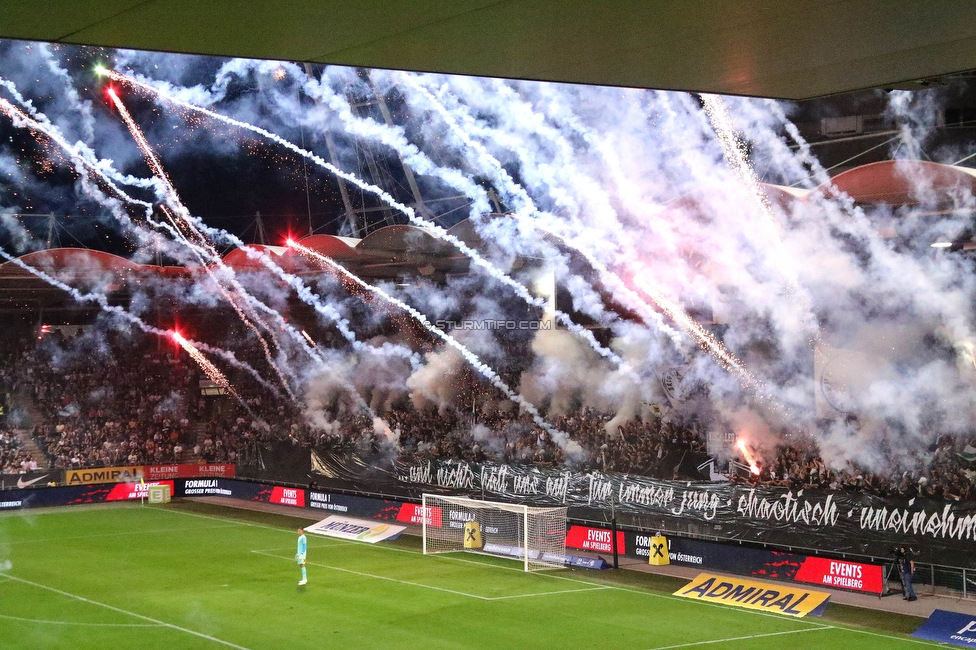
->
<box><xmin>631</xmin><ymin>274</ymin><xmax>755</xmax><ymax>387</ymax></box>
<box><xmin>169</xmin><ymin>329</ymin><xmax>236</xmax><ymax>395</ymax></box>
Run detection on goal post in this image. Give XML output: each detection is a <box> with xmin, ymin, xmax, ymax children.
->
<box><xmin>421</xmin><ymin>494</ymin><xmax>567</xmax><ymax>571</ymax></box>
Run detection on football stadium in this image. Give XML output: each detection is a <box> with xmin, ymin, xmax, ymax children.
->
<box><xmin>3</xmin><ymin>3</ymin><xmax>976</xmax><ymax>648</ymax></box>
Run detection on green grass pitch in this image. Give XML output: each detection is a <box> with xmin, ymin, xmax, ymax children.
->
<box><xmin>0</xmin><ymin>500</ymin><xmax>934</xmax><ymax>649</ymax></box>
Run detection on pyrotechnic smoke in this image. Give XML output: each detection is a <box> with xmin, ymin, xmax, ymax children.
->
<box><xmin>1</xmin><ymin>43</ymin><xmax>975</xmax><ymax>476</ymax></box>
<box><xmin>103</xmin><ymin>68</ymin><xmax>637</xmax><ymax>382</ymax></box>
<box><xmin>289</xmin><ymin>239</ymin><xmax>580</xmax><ymax>456</ymax></box>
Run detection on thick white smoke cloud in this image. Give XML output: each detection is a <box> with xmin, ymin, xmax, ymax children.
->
<box><xmin>0</xmin><ymin>41</ymin><xmax>974</xmax><ymax>471</ymax></box>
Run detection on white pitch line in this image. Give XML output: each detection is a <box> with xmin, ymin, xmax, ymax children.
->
<box><xmin>159</xmin><ymin>504</ymin><xmax>291</xmax><ymax>532</ymax></box>
<box><xmin>645</xmin><ymin>626</ymin><xmax>832</xmax><ymax>649</ymax></box>
<box><xmin>488</xmin><ymin>586</ymin><xmax>612</xmax><ymax>600</ymax></box>
<box><xmin>0</xmin><ymin>612</ymin><xmax>161</xmax><ymax>627</ymax></box>
<box><xmin>829</xmin><ymin>626</ymin><xmax>957</xmax><ymax>648</ymax></box>
<box><xmin>3</xmin><ymin>574</ymin><xmax>253</xmax><ymax>649</ymax></box>
<box><xmin>252</xmin><ymin>549</ymin><xmax>607</xmax><ymax>601</ymax></box>
<box><xmin>251</xmin><ymin>549</ymin><xmax>491</xmax><ymax>600</ymax></box>
<box><xmin>5</xmin><ymin>523</ymin><xmax>238</xmax><ymax>545</ymax></box>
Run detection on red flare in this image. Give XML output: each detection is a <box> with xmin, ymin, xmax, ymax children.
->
<box><xmin>736</xmin><ymin>439</ymin><xmax>761</xmax><ymax>475</ymax></box>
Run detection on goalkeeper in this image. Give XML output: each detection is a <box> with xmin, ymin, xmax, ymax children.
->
<box><xmin>296</xmin><ymin>527</ymin><xmax>307</xmax><ymax>585</ymax></box>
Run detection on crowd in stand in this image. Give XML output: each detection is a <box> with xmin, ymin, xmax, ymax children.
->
<box><xmin>5</xmin><ymin>329</ymin><xmax>197</xmax><ymax>469</ymax></box>
<box><xmin>1</xmin><ymin>324</ymin><xmax>974</xmax><ymax>504</ymax></box>
<box><xmin>741</xmin><ymin>434</ymin><xmax>976</xmax><ymax>501</ymax></box>
<box><xmin>0</xmin><ymin>428</ymin><xmax>35</xmax><ymax>474</ymax></box>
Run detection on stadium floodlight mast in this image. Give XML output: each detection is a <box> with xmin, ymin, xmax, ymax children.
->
<box><xmin>421</xmin><ymin>493</ymin><xmax>567</xmax><ymax>572</ymax></box>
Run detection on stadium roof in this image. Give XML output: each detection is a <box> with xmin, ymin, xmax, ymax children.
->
<box><xmin>3</xmin><ymin>160</ymin><xmax>972</xmax><ymax>310</ymax></box>
<box><xmin>1</xmin><ymin>1</ymin><xmax>974</xmax><ymax>99</ymax></box>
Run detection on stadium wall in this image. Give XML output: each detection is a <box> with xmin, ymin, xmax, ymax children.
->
<box><xmin>238</xmin><ymin>449</ymin><xmax>976</xmax><ymax>570</ymax></box>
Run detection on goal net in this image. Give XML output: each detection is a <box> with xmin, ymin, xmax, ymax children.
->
<box><xmin>421</xmin><ymin>494</ymin><xmax>567</xmax><ymax>571</ymax></box>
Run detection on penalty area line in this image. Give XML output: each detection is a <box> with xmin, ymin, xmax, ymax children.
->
<box><xmin>2</xmin><ymin>574</ymin><xmax>253</xmax><ymax>649</ymax></box>
<box><xmin>252</xmin><ymin>549</ymin><xmax>491</xmax><ymax>600</ymax></box>
<box><xmin>253</xmin><ymin>549</ymin><xmax>597</xmax><ymax>601</ymax></box>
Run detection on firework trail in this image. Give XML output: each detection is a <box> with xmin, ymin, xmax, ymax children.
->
<box><xmin>394</xmin><ymin>80</ymin><xmax>758</xmax><ymax>387</ymax></box>
<box><xmin>0</xmin><ymin>78</ymin><xmax>417</xmax><ymax>393</ymax></box>
<box><xmin>103</xmin><ymin>68</ymin><xmax>634</xmax><ymax>380</ymax></box>
<box><xmin>0</xmin><ymin>244</ymin><xmax>272</xmax><ymax>411</ymax></box>
<box><xmin>0</xmin><ymin>79</ymin><xmax>331</xmax><ymax>395</ymax></box>
<box><xmin>107</xmin><ymin>87</ymin><xmax>299</xmax><ymax>400</ymax></box>
<box><xmin>701</xmin><ymin>94</ymin><xmax>782</xmax><ymax>248</ymax></box>
<box><xmin>169</xmin><ymin>329</ymin><xmax>237</xmax><ymax>397</ymax></box>
<box><xmin>701</xmin><ymin>94</ymin><xmax>816</xmax><ymax>329</ymax></box>
<box><xmin>288</xmin><ymin>239</ymin><xmax>580</xmax><ymax>455</ymax></box>
<box><xmin>529</xmin><ymin>222</ymin><xmax>756</xmax><ymax>387</ymax></box>
<box><xmin>105</xmin><ymin>88</ymin><xmax>201</xmax><ymax>237</ymax></box>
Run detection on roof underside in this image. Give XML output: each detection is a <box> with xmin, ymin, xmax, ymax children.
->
<box><xmin>1</xmin><ymin>1</ymin><xmax>974</xmax><ymax>100</ymax></box>
<box><xmin>5</xmin><ymin>159</ymin><xmax>974</xmax><ymax>309</ymax></box>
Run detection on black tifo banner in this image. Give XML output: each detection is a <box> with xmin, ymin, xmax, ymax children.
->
<box><xmin>256</xmin><ymin>449</ymin><xmax>976</xmax><ymax>568</ymax></box>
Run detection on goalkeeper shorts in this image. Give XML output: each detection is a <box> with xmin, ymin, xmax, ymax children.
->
<box><xmin>296</xmin><ymin>553</ymin><xmax>306</xmax><ymax>565</ymax></box>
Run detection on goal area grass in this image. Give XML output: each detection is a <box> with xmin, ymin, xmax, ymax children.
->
<box><xmin>0</xmin><ymin>500</ymin><xmax>930</xmax><ymax>649</ymax></box>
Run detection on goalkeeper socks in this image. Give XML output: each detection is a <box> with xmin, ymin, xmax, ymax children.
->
<box><xmin>301</xmin><ymin>567</ymin><xmax>307</xmax><ymax>581</ymax></box>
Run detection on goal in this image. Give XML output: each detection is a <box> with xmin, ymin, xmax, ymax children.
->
<box><xmin>421</xmin><ymin>494</ymin><xmax>567</xmax><ymax>571</ymax></box>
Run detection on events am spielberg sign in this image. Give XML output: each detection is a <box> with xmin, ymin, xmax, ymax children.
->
<box><xmin>306</xmin><ymin>451</ymin><xmax>976</xmax><ymax>567</ymax></box>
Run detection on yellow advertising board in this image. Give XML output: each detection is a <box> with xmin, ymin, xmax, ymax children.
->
<box><xmin>463</xmin><ymin>521</ymin><xmax>483</xmax><ymax>549</ymax></box>
<box><xmin>648</xmin><ymin>535</ymin><xmax>669</xmax><ymax>566</ymax></box>
<box><xmin>674</xmin><ymin>572</ymin><xmax>830</xmax><ymax>617</ymax></box>
<box><xmin>65</xmin><ymin>466</ymin><xmax>143</xmax><ymax>485</ymax></box>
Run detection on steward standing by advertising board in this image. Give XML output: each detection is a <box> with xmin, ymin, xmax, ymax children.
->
<box><xmin>896</xmin><ymin>547</ymin><xmax>917</xmax><ymax>601</ymax></box>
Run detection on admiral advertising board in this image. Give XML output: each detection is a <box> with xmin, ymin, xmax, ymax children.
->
<box><xmin>60</xmin><ymin>463</ymin><xmax>235</xmax><ymax>486</ymax></box>
<box><xmin>674</xmin><ymin>572</ymin><xmax>830</xmax><ymax>617</ymax></box>
<box><xmin>65</xmin><ymin>465</ymin><xmax>142</xmax><ymax>485</ymax></box>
